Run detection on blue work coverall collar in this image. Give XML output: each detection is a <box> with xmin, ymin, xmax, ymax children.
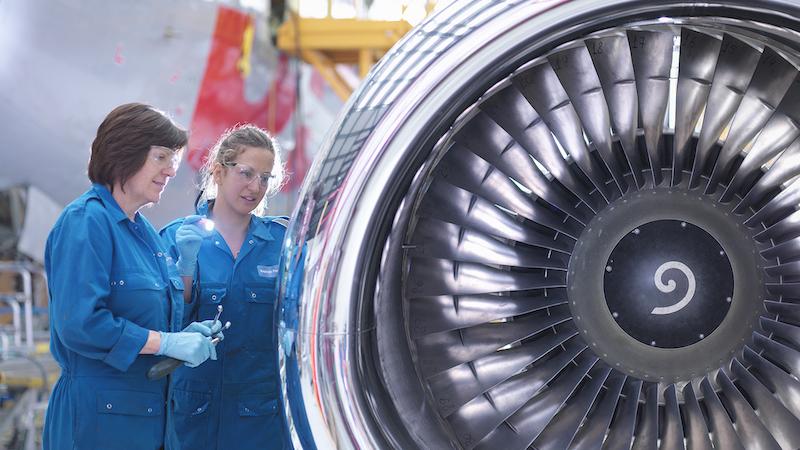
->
<box><xmin>196</xmin><ymin>199</ymin><xmax>276</xmax><ymax>242</ymax></box>
<box><xmin>91</xmin><ymin>183</ymin><xmax>139</xmax><ymax>224</ymax></box>
<box><xmin>195</xmin><ymin>199</ymin><xmax>212</xmax><ymax>216</ymax></box>
<box><xmin>250</xmin><ymin>216</ymin><xmax>275</xmax><ymax>241</ymax></box>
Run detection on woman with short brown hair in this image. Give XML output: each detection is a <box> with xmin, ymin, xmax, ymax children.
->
<box><xmin>43</xmin><ymin>103</ymin><xmax>221</xmax><ymax>450</ymax></box>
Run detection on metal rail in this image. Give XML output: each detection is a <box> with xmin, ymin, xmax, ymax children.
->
<box><xmin>0</xmin><ymin>262</ymin><xmax>40</xmax><ymax>352</ymax></box>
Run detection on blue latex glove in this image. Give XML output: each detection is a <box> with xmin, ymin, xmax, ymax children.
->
<box><xmin>156</xmin><ymin>331</ymin><xmax>216</xmax><ymax>368</ymax></box>
<box><xmin>183</xmin><ymin>320</ymin><xmax>224</xmax><ymax>341</ymax></box>
<box><xmin>175</xmin><ymin>215</ymin><xmax>212</xmax><ymax>277</ymax></box>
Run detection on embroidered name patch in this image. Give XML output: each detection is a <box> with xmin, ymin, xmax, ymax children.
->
<box><xmin>257</xmin><ymin>265</ymin><xmax>278</xmax><ymax>278</ymax></box>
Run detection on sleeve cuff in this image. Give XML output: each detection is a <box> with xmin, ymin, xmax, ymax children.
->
<box><xmin>102</xmin><ymin>321</ymin><xmax>150</xmax><ymax>372</ymax></box>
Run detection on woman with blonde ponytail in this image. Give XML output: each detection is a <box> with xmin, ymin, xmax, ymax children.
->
<box><xmin>160</xmin><ymin>124</ymin><xmax>289</xmax><ymax>449</ymax></box>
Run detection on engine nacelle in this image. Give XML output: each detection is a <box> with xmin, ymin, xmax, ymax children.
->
<box><xmin>279</xmin><ymin>1</ymin><xmax>800</xmax><ymax>448</ymax></box>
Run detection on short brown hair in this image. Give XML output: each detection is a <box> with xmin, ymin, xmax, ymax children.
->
<box><xmin>88</xmin><ymin>103</ymin><xmax>188</xmax><ymax>190</ymax></box>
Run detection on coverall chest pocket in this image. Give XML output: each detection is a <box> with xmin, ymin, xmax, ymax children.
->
<box><xmin>109</xmin><ymin>271</ymin><xmax>168</xmax><ymax>329</ymax></box>
<box><xmin>244</xmin><ymin>281</ymin><xmax>276</xmax><ymax>351</ymax></box>
<box><xmin>197</xmin><ymin>284</ymin><xmax>227</xmax><ymax>323</ymax></box>
<box><xmin>200</xmin><ymin>285</ymin><xmax>227</xmax><ymax>304</ymax></box>
<box><xmin>171</xmin><ymin>388</ymin><xmax>211</xmax><ymax>449</ymax></box>
<box><xmin>94</xmin><ymin>390</ymin><xmax>163</xmax><ymax>450</ymax></box>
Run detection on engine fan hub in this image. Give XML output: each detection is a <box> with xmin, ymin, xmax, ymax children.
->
<box><xmin>604</xmin><ymin>219</ymin><xmax>734</xmax><ymax>348</ymax></box>
<box><xmin>568</xmin><ymin>186</ymin><xmax>766</xmax><ymax>382</ymax></box>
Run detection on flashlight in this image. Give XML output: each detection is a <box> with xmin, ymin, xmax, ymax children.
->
<box><xmin>199</xmin><ymin>218</ymin><xmax>215</xmax><ymax>232</ymax></box>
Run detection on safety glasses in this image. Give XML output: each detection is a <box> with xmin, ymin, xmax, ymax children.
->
<box><xmin>149</xmin><ymin>146</ymin><xmax>182</xmax><ymax>170</ymax></box>
<box><xmin>223</xmin><ymin>162</ymin><xmax>275</xmax><ymax>189</ymax></box>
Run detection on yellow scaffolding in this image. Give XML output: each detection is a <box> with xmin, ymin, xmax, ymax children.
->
<box><xmin>276</xmin><ymin>7</ymin><xmax>414</xmax><ymax>100</ymax></box>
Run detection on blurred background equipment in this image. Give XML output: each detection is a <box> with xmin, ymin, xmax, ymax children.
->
<box><xmin>0</xmin><ymin>0</ymin><xmax>348</xmax><ymax>227</ymax></box>
<box><xmin>0</xmin><ymin>185</ymin><xmax>58</xmax><ymax>450</ymax></box>
<box><xmin>276</xmin><ymin>6</ymin><xmax>414</xmax><ymax>100</ymax></box>
<box><xmin>0</xmin><ymin>185</ymin><xmax>61</xmax><ymax>265</ymax></box>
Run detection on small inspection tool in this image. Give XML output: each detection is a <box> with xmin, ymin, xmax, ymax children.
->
<box><xmin>147</xmin><ymin>306</ymin><xmax>230</xmax><ymax>380</ymax></box>
<box><xmin>212</xmin><ymin>304</ymin><xmax>223</xmax><ymax>323</ymax></box>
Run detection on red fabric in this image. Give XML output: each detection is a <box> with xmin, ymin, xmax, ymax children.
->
<box><xmin>187</xmin><ymin>6</ymin><xmax>296</xmax><ymax>171</ymax></box>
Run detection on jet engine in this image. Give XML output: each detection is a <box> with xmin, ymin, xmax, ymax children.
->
<box><xmin>278</xmin><ymin>1</ymin><xmax>800</xmax><ymax>448</ymax></box>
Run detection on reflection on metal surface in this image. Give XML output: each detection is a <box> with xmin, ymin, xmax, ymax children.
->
<box><xmin>278</xmin><ymin>1</ymin><xmax>800</xmax><ymax>449</ymax></box>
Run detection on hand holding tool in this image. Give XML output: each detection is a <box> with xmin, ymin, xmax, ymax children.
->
<box><xmin>147</xmin><ymin>321</ymin><xmax>230</xmax><ymax>380</ymax></box>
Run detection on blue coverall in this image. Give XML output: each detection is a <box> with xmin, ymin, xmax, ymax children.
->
<box><xmin>161</xmin><ymin>203</ymin><xmax>288</xmax><ymax>450</ymax></box>
<box><xmin>43</xmin><ymin>184</ymin><xmax>184</xmax><ymax>449</ymax></box>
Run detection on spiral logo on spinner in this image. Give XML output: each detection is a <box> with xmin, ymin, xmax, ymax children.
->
<box><xmin>651</xmin><ymin>261</ymin><xmax>696</xmax><ymax>315</ymax></box>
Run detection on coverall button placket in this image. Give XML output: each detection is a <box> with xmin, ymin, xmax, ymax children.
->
<box><xmin>141</xmin><ymin>221</ymin><xmax>176</xmax><ymax>332</ymax></box>
<box><xmin>161</xmin><ymin>214</ymin><xmax>287</xmax><ymax>449</ymax></box>
<box><xmin>43</xmin><ymin>185</ymin><xmax>174</xmax><ymax>450</ymax></box>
